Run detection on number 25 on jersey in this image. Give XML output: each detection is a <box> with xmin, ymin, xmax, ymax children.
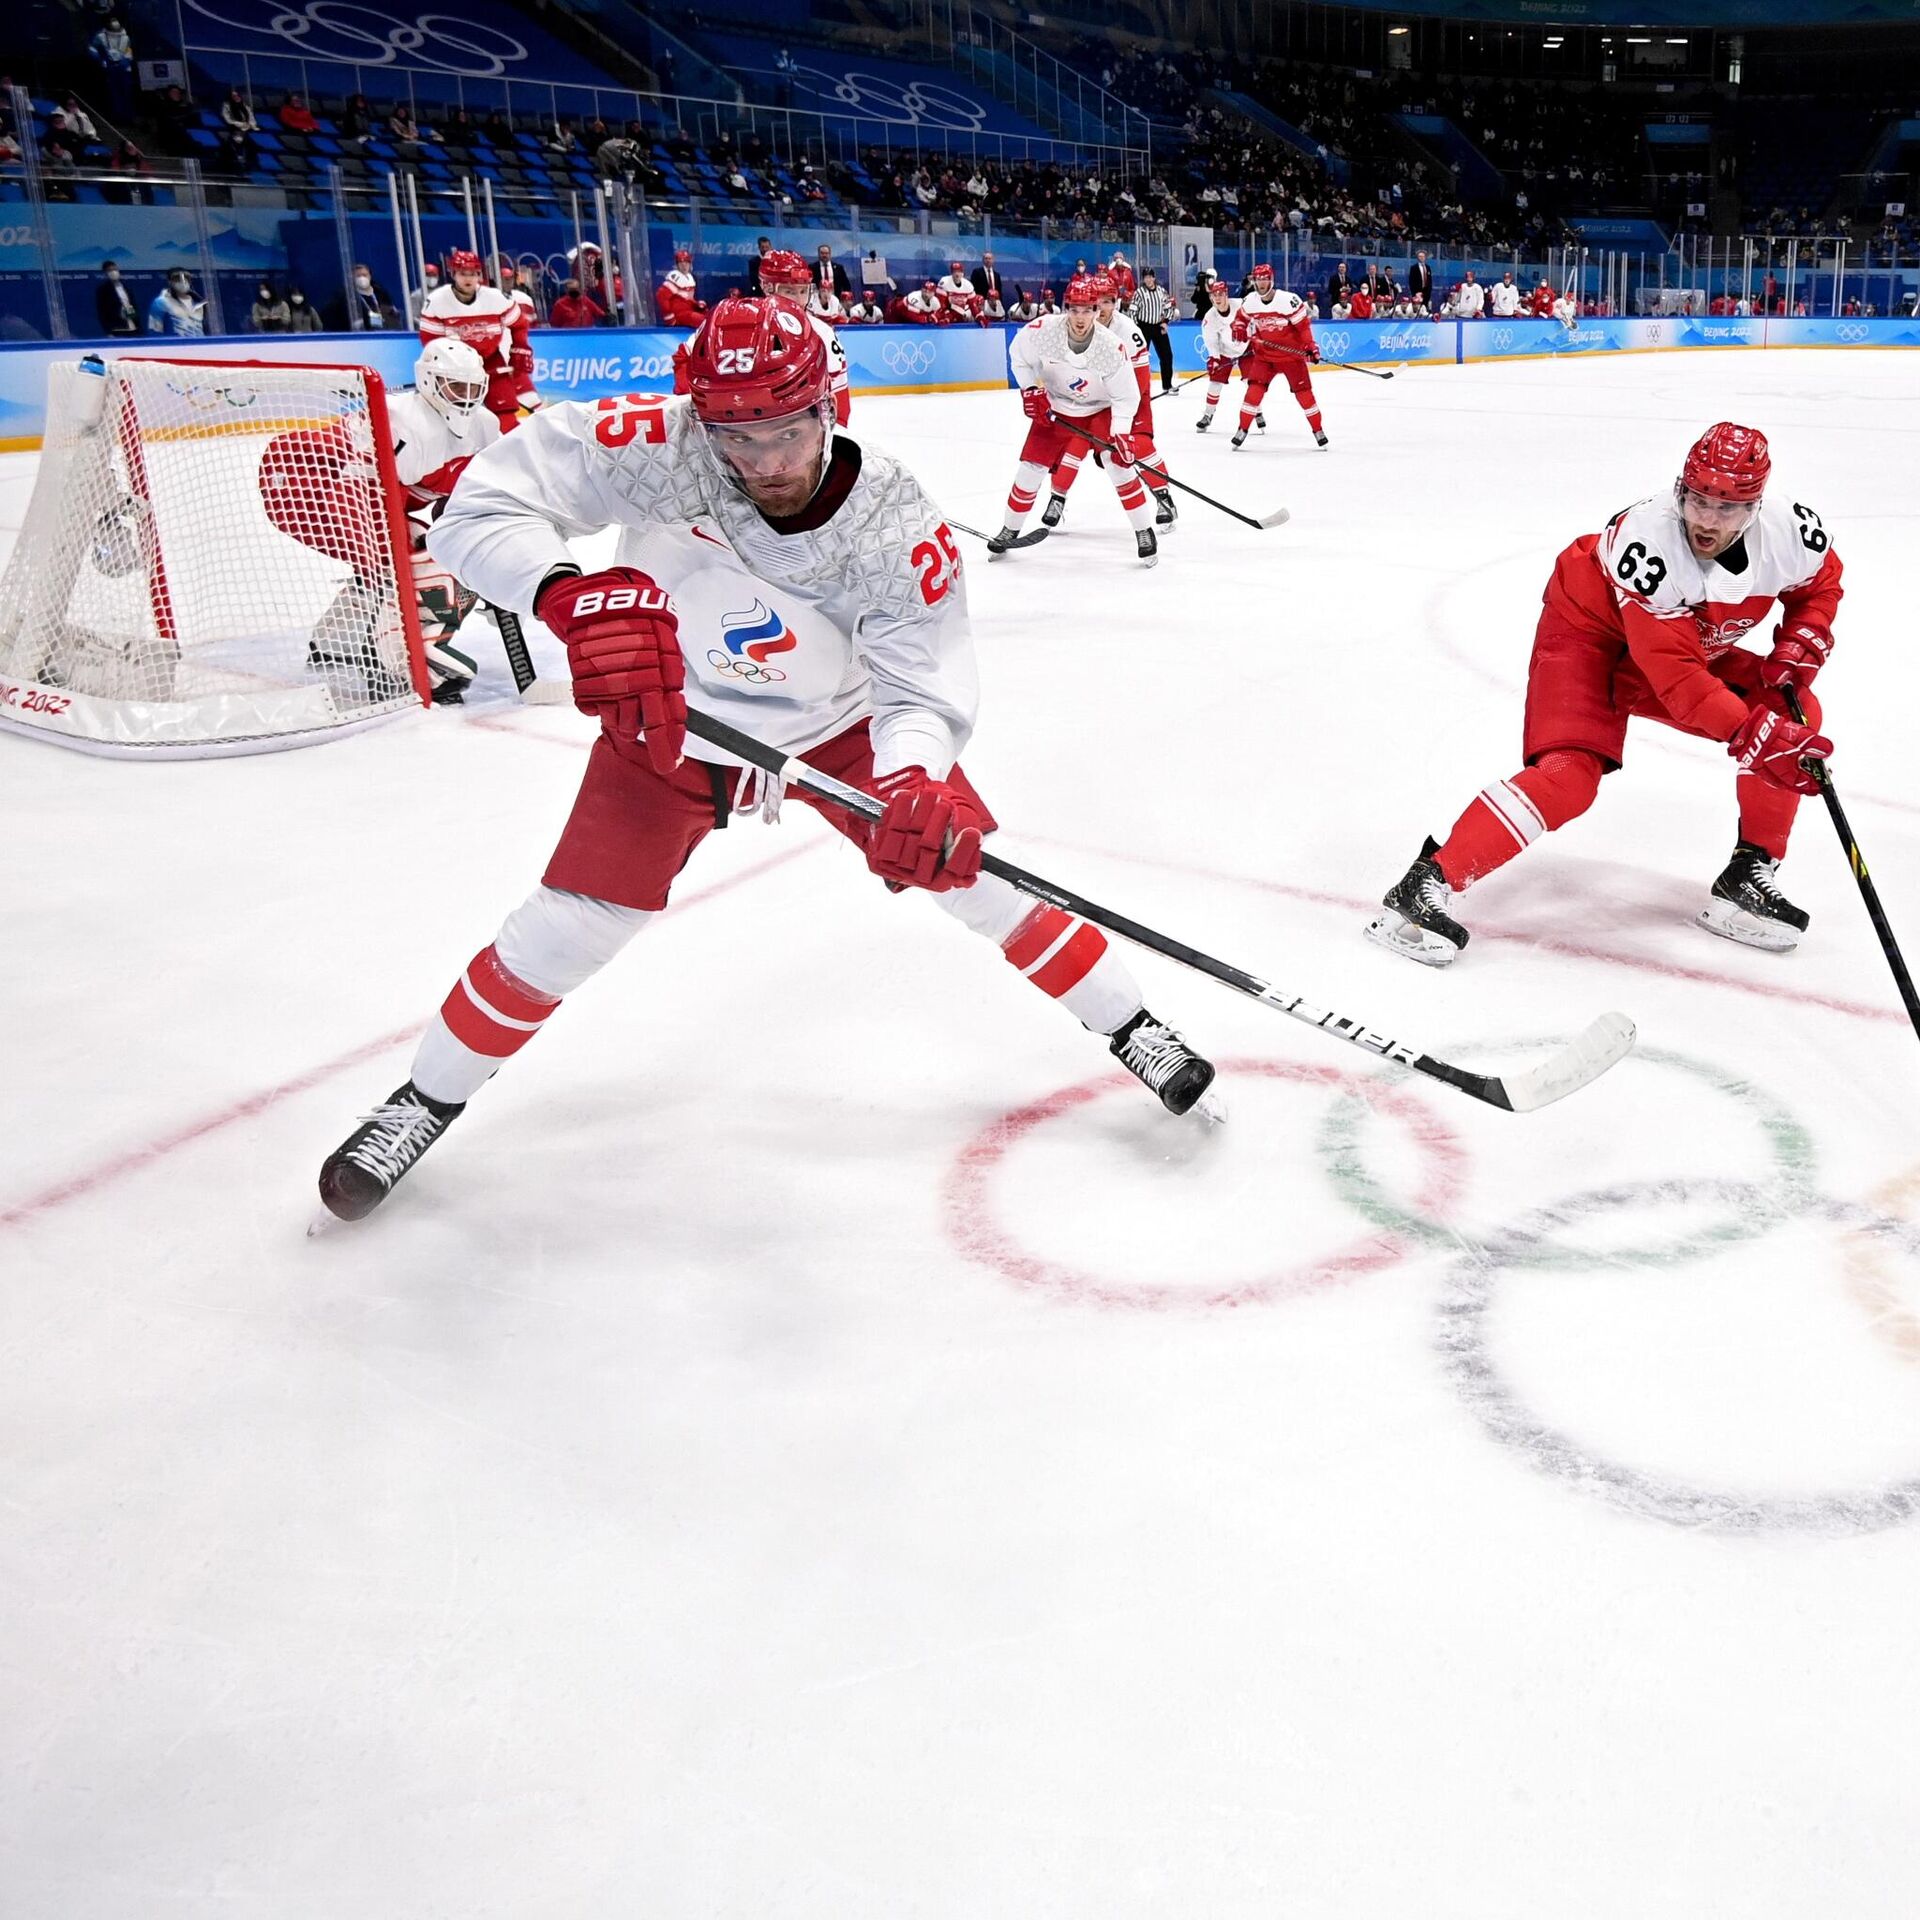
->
<box><xmin>911</xmin><ymin>523</ymin><xmax>962</xmax><ymax>606</ymax></box>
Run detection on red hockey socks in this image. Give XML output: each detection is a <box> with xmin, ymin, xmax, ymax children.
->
<box><xmin>1434</xmin><ymin>749</ymin><xmax>1604</xmax><ymax>888</ymax></box>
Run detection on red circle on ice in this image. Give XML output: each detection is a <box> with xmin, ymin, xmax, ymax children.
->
<box><xmin>943</xmin><ymin>1058</ymin><xmax>1467</xmax><ymax>1311</ymax></box>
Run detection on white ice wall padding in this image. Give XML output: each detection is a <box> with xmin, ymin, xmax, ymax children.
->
<box><xmin>0</xmin><ymin>356</ymin><xmax>424</xmax><ymax>757</ymax></box>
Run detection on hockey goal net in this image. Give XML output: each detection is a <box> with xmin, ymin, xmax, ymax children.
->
<box><xmin>0</xmin><ymin>355</ymin><xmax>427</xmax><ymax>757</ymax></box>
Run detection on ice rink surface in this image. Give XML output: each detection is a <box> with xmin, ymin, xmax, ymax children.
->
<box><xmin>4</xmin><ymin>349</ymin><xmax>1920</xmax><ymax>1917</ymax></box>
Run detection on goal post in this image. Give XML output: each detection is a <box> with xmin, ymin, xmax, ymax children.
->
<box><xmin>0</xmin><ymin>354</ymin><xmax>429</xmax><ymax>758</ymax></box>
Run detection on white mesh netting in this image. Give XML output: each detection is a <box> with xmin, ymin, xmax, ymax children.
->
<box><xmin>0</xmin><ymin>356</ymin><xmax>424</xmax><ymax>756</ymax></box>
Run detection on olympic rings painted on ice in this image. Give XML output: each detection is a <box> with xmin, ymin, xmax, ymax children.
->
<box><xmin>944</xmin><ymin>1057</ymin><xmax>1467</xmax><ymax>1312</ymax></box>
<box><xmin>181</xmin><ymin>0</ymin><xmax>530</xmax><ymax>76</ymax></box>
<box><xmin>1434</xmin><ymin>1178</ymin><xmax>1920</xmax><ymax>1536</ymax></box>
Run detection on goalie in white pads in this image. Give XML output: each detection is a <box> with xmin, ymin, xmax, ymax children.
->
<box><xmin>316</xmin><ymin>297</ymin><xmax>1219</xmax><ymax>1222</ymax></box>
<box><xmin>988</xmin><ymin>273</ymin><xmax>1160</xmax><ymax>565</ymax></box>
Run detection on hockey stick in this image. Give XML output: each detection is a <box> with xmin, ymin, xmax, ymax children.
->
<box><xmin>1265</xmin><ymin>341</ymin><xmax>1395</xmax><ymax>380</ymax></box>
<box><xmin>680</xmin><ymin>706</ymin><xmax>1634</xmax><ymax>1112</ymax></box>
<box><xmin>1783</xmin><ymin>686</ymin><xmax>1920</xmax><ymax>1042</ymax></box>
<box><xmin>490</xmin><ymin>603</ymin><xmax>573</xmax><ymax>706</ymax></box>
<box><xmin>948</xmin><ymin>515</ymin><xmax>1050</xmax><ymax>551</ymax></box>
<box><xmin>1053</xmin><ymin>418</ymin><xmax>1290</xmax><ymax>531</ymax></box>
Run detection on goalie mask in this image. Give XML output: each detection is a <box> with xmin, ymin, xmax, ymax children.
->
<box><xmin>416</xmin><ymin>338</ymin><xmax>489</xmax><ymax>431</ymax></box>
<box><xmin>685</xmin><ymin>295</ymin><xmax>834</xmax><ymax>515</ymax></box>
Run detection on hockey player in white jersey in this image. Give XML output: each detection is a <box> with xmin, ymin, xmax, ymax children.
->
<box><xmin>1194</xmin><ymin>276</ymin><xmax>1263</xmax><ymax>436</ymax></box>
<box><xmin>385</xmin><ymin>338</ymin><xmax>503</xmax><ymax>702</ymax></box>
<box><xmin>1039</xmin><ymin>271</ymin><xmax>1177</xmax><ymax>535</ymax></box>
<box><xmin>987</xmin><ymin>274</ymin><xmax>1160</xmax><ymax>565</ymax></box>
<box><xmin>316</xmin><ymin>297</ymin><xmax>1219</xmax><ymax>1221</ymax></box>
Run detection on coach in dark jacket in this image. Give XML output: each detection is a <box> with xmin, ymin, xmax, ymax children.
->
<box><xmin>811</xmin><ymin>243</ymin><xmax>851</xmax><ymax>301</ymax></box>
<box><xmin>970</xmin><ymin>251</ymin><xmax>1007</xmax><ymax>303</ymax></box>
<box><xmin>1324</xmin><ymin>260</ymin><xmax>1352</xmax><ymax>316</ymax></box>
<box><xmin>1406</xmin><ymin>250</ymin><xmax>1433</xmax><ymax>310</ymax></box>
<box><xmin>95</xmin><ymin>261</ymin><xmax>140</xmax><ymax>334</ymax></box>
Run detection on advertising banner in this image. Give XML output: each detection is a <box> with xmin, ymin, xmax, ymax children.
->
<box><xmin>1169</xmin><ymin>227</ymin><xmax>1216</xmax><ymax>297</ymax></box>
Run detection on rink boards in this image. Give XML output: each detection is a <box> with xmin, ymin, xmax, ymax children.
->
<box><xmin>3</xmin><ymin>312</ymin><xmax>1917</xmax><ymax>448</ymax></box>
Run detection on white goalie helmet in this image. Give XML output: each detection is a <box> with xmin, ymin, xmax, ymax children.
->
<box><xmin>415</xmin><ymin>338</ymin><xmax>488</xmax><ymax>431</ymax></box>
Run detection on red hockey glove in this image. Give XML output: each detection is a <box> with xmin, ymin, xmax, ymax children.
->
<box><xmin>865</xmin><ymin>767</ymin><xmax>985</xmax><ymax>893</ymax></box>
<box><xmin>1761</xmin><ymin>620</ymin><xmax>1834</xmax><ymax>691</ymax></box>
<box><xmin>1230</xmin><ymin>314</ymin><xmax>1251</xmax><ymax>343</ymax></box>
<box><xmin>1729</xmin><ymin>701</ymin><xmax>1831</xmax><ymax>795</ymax></box>
<box><xmin>1106</xmin><ymin>433</ymin><xmax>1138</xmax><ymax>467</ymax></box>
<box><xmin>1021</xmin><ymin>386</ymin><xmax>1052</xmax><ymax>421</ymax></box>
<box><xmin>1205</xmin><ymin>354</ymin><xmax>1234</xmax><ymax>382</ymax></box>
<box><xmin>537</xmin><ymin>566</ymin><xmax>685</xmax><ymax>773</ymax></box>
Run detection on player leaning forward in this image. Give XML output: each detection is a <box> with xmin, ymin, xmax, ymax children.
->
<box><xmin>988</xmin><ymin>274</ymin><xmax>1161</xmax><ymax>565</ymax></box>
<box><xmin>317</xmin><ymin>298</ymin><xmax>1218</xmax><ymax>1221</ymax></box>
<box><xmin>1367</xmin><ymin>423</ymin><xmax>1839</xmax><ymax>965</ymax></box>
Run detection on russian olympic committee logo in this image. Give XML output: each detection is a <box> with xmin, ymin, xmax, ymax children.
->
<box><xmin>182</xmin><ymin>0</ymin><xmax>528</xmax><ymax>75</ymax></box>
<box><xmin>708</xmin><ymin>599</ymin><xmax>796</xmax><ymax>684</ymax></box>
<box><xmin>1836</xmin><ymin>323</ymin><xmax>1871</xmax><ymax>343</ymax></box>
<box><xmin>881</xmin><ymin>339</ymin><xmax>936</xmax><ymax>376</ymax></box>
<box><xmin>1319</xmin><ymin>329</ymin><xmax>1351</xmax><ymax>358</ymax></box>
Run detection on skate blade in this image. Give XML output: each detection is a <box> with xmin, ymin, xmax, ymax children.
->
<box><xmin>1364</xmin><ymin>909</ymin><xmax>1461</xmax><ymax>968</ymax></box>
<box><xmin>1191</xmin><ymin>1087</ymin><xmax>1229</xmax><ymax>1125</ymax></box>
<box><xmin>306</xmin><ymin>1206</ymin><xmax>347</xmax><ymax>1239</ymax></box>
<box><xmin>1695</xmin><ymin>900</ymin><xmax>1800</xmax><ymax>953</ymax></box>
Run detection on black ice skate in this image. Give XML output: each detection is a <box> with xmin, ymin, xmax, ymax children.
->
<box><xmin>1365</xmin><ymin>836</ymin><xmax>1469</xmax><ymax>967</ymax></box>
<box><xmin>1154</xmin><ymin>490</ymin><xmax>1178</xmax><ymax>530</ymax></box>
<box><xmin>1255</xmin><ymin>412</ymin><xmax>1268</xmax><ymax>431</ymax></box>
<box><xmin>1696</xmin><ymin>841</ymin><xmax>1810</xmax><ymax>953</ymax></box>
<box><xmin>1135</xmin><ymin>527</ymin><xmax>1159</xmax><ymax>567</ymax></box>
<box><xmin>1041</xmin><ymin>491</ymin><xmax>1069</xmax><ymax>528</ymax></box>
<box><xmin>317</xmin><ymin>1081</ymin><xmax>465</xmax><ymax>1222</ymax></box>
<box><xmin>1230</xmin><ymin>429</ymin><xmax>1248</xmax><ymax>449</ymax></box>
<box><xmin>1314</xmin><ymin>429</ymin><xmax>1330</xmax><ymax>448</ymax></box>
<box><xmin>1195</xmin><ymin>411</ymin><xmax>1214</xmax><ymax>432</ymax></box>
<box><xmin>1110</xmin><ymin>1009</ymin><xmax>1220</xmax><ymax>1118</ymax></box>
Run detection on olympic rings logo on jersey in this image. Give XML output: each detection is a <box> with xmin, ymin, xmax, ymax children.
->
<box><xmin>780</xmin><ymin>63</ymin><xmax>989</xmax><ymax>131</ymax></box>
<box><xmin>713</xmin><ymin>600</ymin><xmax>797</xmax><ymax>683</ymax></box>
<box><xmin>706</xmin><ymin>648</ymin><xmax>788</xmax><ymax>684</ymax></box>
<box><xmin>881</xmin><ymin>340</ymin><xmax>935</xmax><ymax>376</ymax></box>
<box><xmin>1836</xmin><ymin>323</ymin><xmax>1871</xmax><ymax>342</ymax></box>
<box><xmin>180</xmin><ymin>0</ymin><xmax>529</xmax><ymax>75</ymax></box>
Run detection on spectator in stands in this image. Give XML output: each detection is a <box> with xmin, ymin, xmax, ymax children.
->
<box><xmin>337</xmin><ymin>94</ymin><xmax>373</xmax><ymax>147</ymax></box>
<box><xmin>278</xmin><ymin>93</ymin><xmax>318</xmax><ymax>135</ymax></box>
<box><xmin>88</xmin><ymin>18</ymin><xmax>134</xmax><ymax>119</ymax></box>
<box><xmin>151</xmin><ymin>84</ymin><xmax>197</xmax><ymax>158</ymax></box>
<box><xmin>100</xmin><ymin>134</ymin><xmax>151</xmax><ymax>203</ymax></box>
<box><xmin>94</xmin><ymin>259</ymin><xmax>139</xmax><ymax>335</ymax></box>
<box><xmin>221</xmin><ymin>88</ymin><xmax>258</xmax><ymax>139</ymax></box>
<box><xmin>41</xmin><ymin>111</ymin><xmax>85</xmax><ymax>195</ymax></box>
<box><xmin>407</xmin><ymin>262</ymin><xmax>441</xmax><ymax>327</ymax></box>
<box><xmin>209</xmin><ymin>126</ymin><xmax>249</xmax><ymax>184</ymax></box>
<box><xmin>482</xmin><ymin>108</ymin><xmax>513</xmax><ymax>148</ymax></box>
<box><xmin>59</xmin><ymin>95</ymin><xmax>99</xmax><ymax>147</ymax></box>
<box><xmin>549</xmin><ymin>278</ymin><xmax>604</xmax><ymax>328</ymax></box>
<box><xmin>441</xmin><ymin>108</ymin><xmax>479</xmax><ymax>152</ymax></box>
<box><xmin>812</xmin><ymin>243</ymin><xmax>851</xmax><ymax>302</ymax></box>
<box><xmin>971</xmin><ymin>251</ymin><xmax>1006</xmax><ymax>305</ymax></box>
<box><xmin>388</xmin><ymin>104</ymin><xmax>429</xmax><ymax>159</ymax></box>
<box><xmin>546</xmin><ymin>117</ymin><xmax>580</xmax><ymax>157</ymax></box>
<box><xmin>249</xmin><ymin>280</ymin><xmax>291</xmax><ymax>332</ymax></box>
<box><xmin>330</xmin><ymin>262</ymin><xmax>396</xmax><ymax>331</ymax></box>
<box><xmin>581</xmin><ymin>115</ymin><xmax>612</xmax><ymax>158</ymax></box>
<box><xmin>286</xmin><ymin>288</ymin><xmax>321</xmax><ymax>331</ymax></box>
<box><xmin>147</xmin><ymin>268</ymin><xmax>204</xmax><ymax>336</ymax></box>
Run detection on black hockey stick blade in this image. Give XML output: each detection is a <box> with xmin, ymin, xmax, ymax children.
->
<box><xmin>678</xmin><ymin>706</ymin><xmax>1634</xmax><ymax>1113</ymax></box>
<box><xmin>1055</xmin><ymin>418</ymin><xmax>1289</xmax><ymax>535</ymax></box>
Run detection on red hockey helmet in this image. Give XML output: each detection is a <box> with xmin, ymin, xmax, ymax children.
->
<box><xmin>950</xmin><ymin>259</ymin><xmax>965</xmax><ymax>271</ymax></box>
<box><xmin>759</xmin><ymin>248</ymin><xmax>809</xmax><ymax>289</ymax></box>
<box><xmin>1250</xmin><ymin>261</ymin><xmax>1274</xmax><ymax>284</ymax></box>
<box><xmin>685</xmin><ymin>296</ymin><xmax>829</xmax><ymax>424</ymax></box>
<box><xmin>447</xmin><ymin>247</ymin><xmax>483</xmax><ymax>279</ymax></box>
<box><xmin>674</xmin><ymin>247</ymin><xmax>692</xmax><ymax>264</ymax></box>
<box><xmin>1681</xmin><ymin>422</ymin><xmax>1771</xmax><ymax>503</ymax></box>
<box><xmin>1064</xmin><ymin>273</ymin><xmax>1102</xmax><ymax>310</ymax></box>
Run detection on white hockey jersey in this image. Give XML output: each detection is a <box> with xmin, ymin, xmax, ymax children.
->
<box><xmin>418</xmin><ymin>283</ymin><xmax>524</xmax><ymax>373</ymax></box>
<box><xmin>428</xmin><ymin>396</ymin><xmax>975</xmax><ymax>778</ymax></box>
<box><xmin>1199</xmin><ymin>300</ymin><xmax>1248</xmax><ymax>362</ymax></box>
<box><xmin>1102</xmin><ymin>308</ymin><xmax>1151</xmax><ymax>383</ymax></box>
<box><xmin>1007</xmin><ymin>314</ymin><xmax>1138</xmax><ymax>425</ymax></box>
<box><xmin>385</xmin><ymin>388</ymin><xmax>503</xmax><ymax>509</ymax></box>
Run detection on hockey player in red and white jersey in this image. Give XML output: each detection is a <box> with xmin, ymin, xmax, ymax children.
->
<box><xmin>988</xmin><ymin>273</ymin><xmax>1161</xmax><ymax>566</ymax></box>
<box><xmin>496</xmin><ymin>257</ymin><xmax>542</xmax><ymax>417</ymax></box>
<box><xmin>1367</xmin><ymin>424</ymin><xmax>1841</xmax><ymax>965</ymax></box>
<box><xmin>418</xmin><ymin>248</ymin><xmax>530</xmax><ymax>433</ymax></box>
<box><xmin>937</xmin><ymin>260</ymin><xmax>981</xmax><ymax>325</ymax></box>
<box><xmin>1230</xmin><ymin>263</ymin><xmax>1326</xmax><ymax>449</ymax></box>
<box><xmin>314</xmin><ymin>297</ymin><xmax>1219</xmax><ymax>1220</ymax></box>
<box><xmin>673</xmin><ymin>248</ymin><xmax>851</xmax><ymax>426</ymax></box>
<box><xmin>656</xmin><ymin>247</ymin><xmax>706</xmax><ymax>327</ymax></box>
<box><xmin>903</xmin><ymin>280</ymin><xmax>945</xmax><ymax>324</ymax></box>
<box><xmin>1193</xmin><ymin>274</ymin><xmax>1263</xmax><ymax>436</ymax></box>
<box><xmin>1038</xmin><ymin>271</ymin><xmax>1177</xmax><ymax>536</ymax></box>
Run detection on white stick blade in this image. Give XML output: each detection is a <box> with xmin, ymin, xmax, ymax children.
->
<box><xmin>1260</xmin><ymin>507</ymin><xmax>1291</xmax><ymax>528</ymax></box>
<box><xmin>1502</xmin><ymin>1011</ymin><xmax>1636</xmax><ymax>1112</ymax></box>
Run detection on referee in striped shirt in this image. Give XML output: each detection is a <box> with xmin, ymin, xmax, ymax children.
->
<box><xmin>1128</xmin><ymin>267</ymin><xmax>1176</xmax><ymax>395</ymax></box>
